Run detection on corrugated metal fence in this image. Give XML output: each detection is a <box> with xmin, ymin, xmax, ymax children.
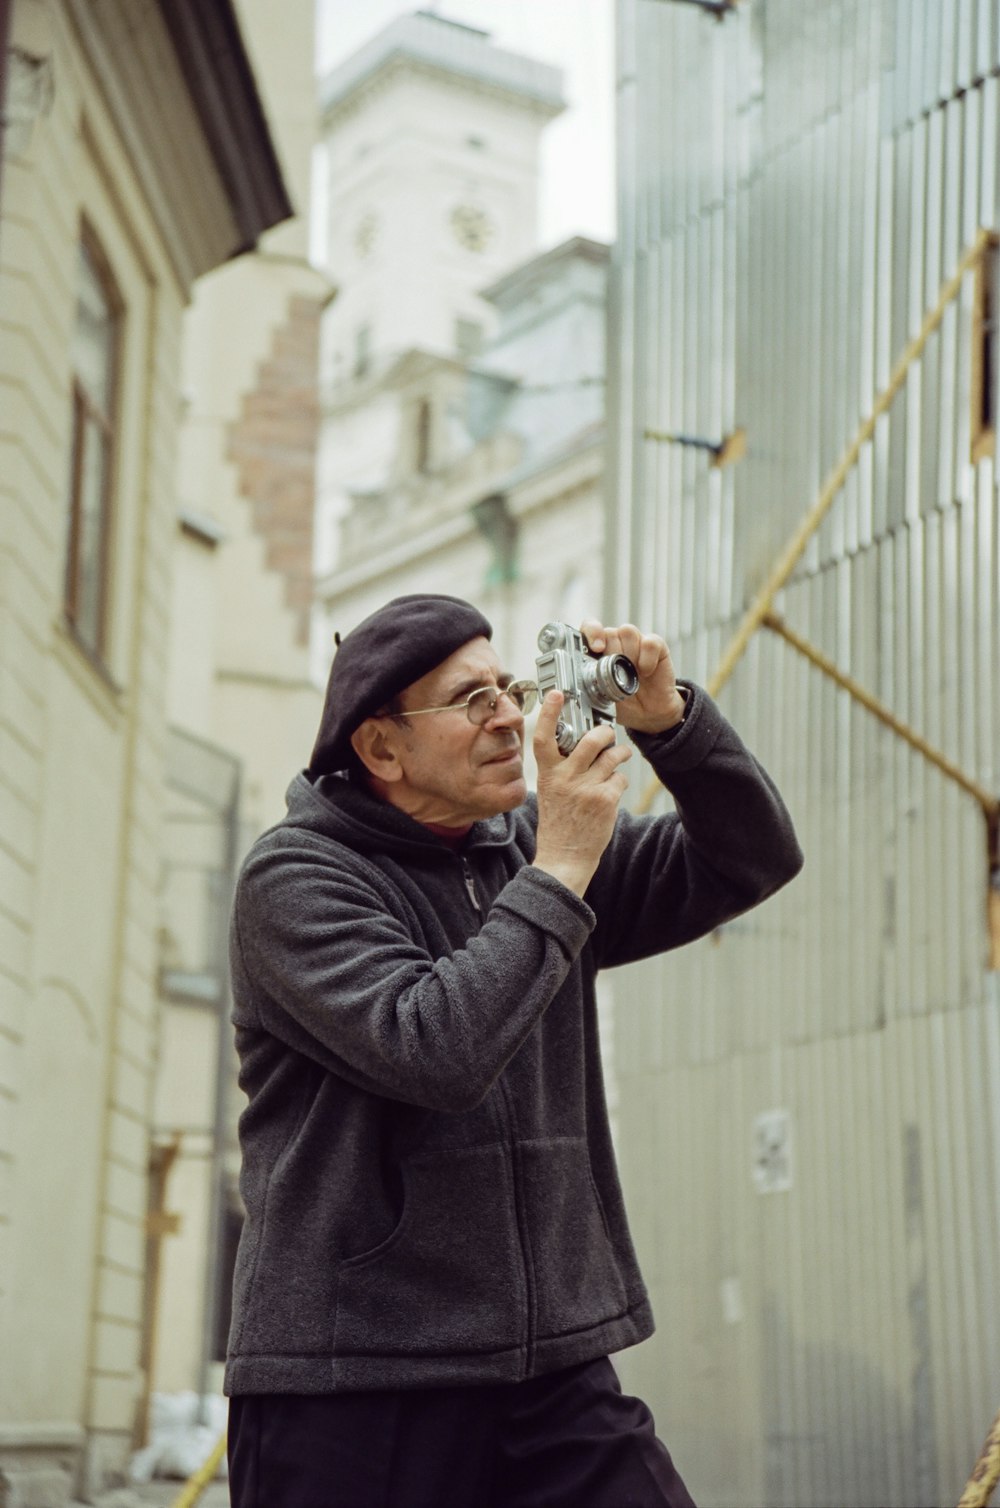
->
<box><xmin>609</xmin><ymin>2</ymin><xmax>1000</xmax><ymax>1504</ymax></box>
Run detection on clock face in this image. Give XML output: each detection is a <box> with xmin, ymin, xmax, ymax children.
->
<box><xmin>354</xmin><ymin>212</ymin><xmax>379</xmax><ymax>259</ymax></box>
<box><xmin>450</xmin><ymin>203</ymin><xmax>494</xmax><ymax>252</ymax></box>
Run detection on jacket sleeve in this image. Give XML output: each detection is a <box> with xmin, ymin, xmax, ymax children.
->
<box><xmin>585</xmin><ymin>682</ymin><xmax>803</xmax><ymax>970</ymax></box>
<box><xmin>230</xmin><ymin>847</ymin><xmax>595</xmax><ymax>1114</ymax></box>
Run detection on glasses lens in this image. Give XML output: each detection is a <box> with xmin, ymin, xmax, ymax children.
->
<box><xmin>466</xmin><ymin>687</ymin><xmax>497</xmax><ymax>725</ymax></box>
<box><xmin>465</xmin><ymin>683</ymin><xmax>538</xmax><ymax>723</ymax></box>
<box><xmin>508</xmin><ymin>681</ymin><xmax>537</xmax><ymax>715</ymax></box>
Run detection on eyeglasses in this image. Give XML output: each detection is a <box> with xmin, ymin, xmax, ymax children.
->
<box><xmin>387</xmin><ymin>680</ymin><xmax>539</xmax><ymax>727</ymax></box>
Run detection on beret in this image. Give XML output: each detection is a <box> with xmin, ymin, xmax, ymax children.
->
<box><xmin>309</xmin><ymin>594</ymin><xmax>493</xmax><ymax>775</ymax></box>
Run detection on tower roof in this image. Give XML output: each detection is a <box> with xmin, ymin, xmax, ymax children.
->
<box><xmin>319</xmin><ymin>9</ymin><xmax>566</xmax><ymax>123</ymax></box>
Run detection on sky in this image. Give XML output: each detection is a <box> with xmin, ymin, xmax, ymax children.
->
<box><xmin>314</xmin><ymin>0</ymin><xmax>617</xmax><ymax>250</ymax></box>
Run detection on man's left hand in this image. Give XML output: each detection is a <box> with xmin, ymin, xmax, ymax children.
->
<box><xmin>579</xmin><ymin>620</ymin><xmax>686</xmax><ymax>735</ymax></box>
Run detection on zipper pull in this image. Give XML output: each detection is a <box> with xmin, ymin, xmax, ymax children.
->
<box><xmin>461</xmin><ymin>857</ymin><xmax>481</xmax><ymax>913</ymax></box>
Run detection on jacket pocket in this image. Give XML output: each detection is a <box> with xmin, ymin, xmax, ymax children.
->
<box><xmin>518</xmin><ymin>1138</ymin><xmax>629</xmax><ymax>1338</ymax></box>
<box><xmin>334</xmin><ymin>1144</ymin><xmax>524</xmax><ymax>1358</ymax></box>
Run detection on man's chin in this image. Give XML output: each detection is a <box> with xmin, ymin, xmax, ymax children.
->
<box><xmin>487</xmin><ymin>769</ymin><xmax>527</xmax><ymax>812</ymax></box>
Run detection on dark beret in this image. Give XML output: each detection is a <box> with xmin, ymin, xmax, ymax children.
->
<box><xmin>309</xmin><ymin>594</ymin><xmax>493</xmax><ymax>775</ymax></box>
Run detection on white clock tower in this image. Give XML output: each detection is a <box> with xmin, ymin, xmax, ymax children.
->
<box><xmin>311</xmin><ymin>10</ymin><xmax>567</xmax><ymax>623</ymax></box>
<box><xmin>317</xmin><ymin>10</ymin><xmax>565</xmax><ymax>380</ymax></box>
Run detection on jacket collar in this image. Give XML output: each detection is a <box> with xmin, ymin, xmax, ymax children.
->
<box><xmin>284</xmin><ymin>770</ymin><xmax>517</xmax><ymax>860</ymax></box>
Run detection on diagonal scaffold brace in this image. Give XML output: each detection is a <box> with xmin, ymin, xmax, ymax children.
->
<box><xmin>637</xmin><ymin>228</ymin><xmax>1000</xmax><ymax>966</ymax></box>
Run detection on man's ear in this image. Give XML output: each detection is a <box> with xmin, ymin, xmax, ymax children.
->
<box><xmin>351</xmin><ymin>718</ymin><xmax>404</xmax><ymax>783</ymax></box>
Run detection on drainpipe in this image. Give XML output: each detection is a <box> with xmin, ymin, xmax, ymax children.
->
<box><xmin>196</xmin><ymin>761</ymin><xmax>242</xmax><ymax>1420</ymax></box>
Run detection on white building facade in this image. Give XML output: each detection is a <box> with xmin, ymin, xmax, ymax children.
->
<box><xmin>316</xmin><ymin>11</ymin><xmax>563</xmax><ymax>374</ymax></box>
<box><xmin>310</xmin><ymin>10</ymin><xmax>621</xmax><ymax>1179</ymax></box>
<box><xmin>312</xmin><ymin>8</ymin><xmax>567</xmax><ymax>647</ymax></box>
<box><xmin>316</xmin><ymin>231</ymin><xmax>609</xmax><ymax>691</ymax></box>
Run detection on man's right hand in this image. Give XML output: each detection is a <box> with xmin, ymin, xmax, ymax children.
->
<box><xmin>531</xmin><ymin>691</ymin><xmax>632</xmax><ymax>897</ymax></box>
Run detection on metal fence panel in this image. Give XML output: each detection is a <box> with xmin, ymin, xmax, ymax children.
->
<box><xmin>610</xmin><ymin>2</ymin><xmax>1000</xmax><ymax>1502</ymax></box>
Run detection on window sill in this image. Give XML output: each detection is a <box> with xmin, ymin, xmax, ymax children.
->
<box><xmin>159</xmin><ymin>969</ymin><xmax>223</xmax><ymax>1007</ymax></box>
<box><xmin>51</xmin><ymin>617</ymin><xmax>125</xmax><ymax>727</ymax></box>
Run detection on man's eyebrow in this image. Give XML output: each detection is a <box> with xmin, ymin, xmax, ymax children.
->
<box><xmin>441</xmin><ymin>671</ymin><xmax>513</xmax><ymax>703</ymax></box>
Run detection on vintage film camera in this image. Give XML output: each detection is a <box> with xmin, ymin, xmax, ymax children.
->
<box><xmin>535</xmin><ymin>622</ymin><xmax>639</xmax><ymax>754</ymax></box>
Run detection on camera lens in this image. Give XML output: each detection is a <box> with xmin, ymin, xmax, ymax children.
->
<box><xmin>610</xmin><ymin>656</ymin><xmax>639</xmax><ymax>695</ymax></box>
<box><xmin>584</xmin><ymin>653</ymin><xmax>639</xmax><ymax>704</ymax></box>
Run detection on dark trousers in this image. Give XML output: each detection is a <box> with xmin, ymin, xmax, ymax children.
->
<box><xmin>227</xmin><ymin>1356</ymin><xmax>695</xmax><ymax>1508</ymax></box>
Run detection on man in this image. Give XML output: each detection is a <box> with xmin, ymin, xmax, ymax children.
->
<box><xmin>225</xmin><ymin>593</ymin><xmax>802</xmax><ymax>1507</ymax></box>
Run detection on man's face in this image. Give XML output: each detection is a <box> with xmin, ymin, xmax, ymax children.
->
<box><xmin>379</xmin><ymin>637</ymin><xmax>528</xmax><ymax>827</ymax></box>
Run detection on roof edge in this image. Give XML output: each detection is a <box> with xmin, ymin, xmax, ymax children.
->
<box><xmin>157</xmin><ymin>0</ymin><xmax>294</xmax><ymax>257</ymax></box>
<box><xmin>319</xmin><ymin>11</ymin><xmax>565</xmax><ymax>124</ymax></box>
<box><xmin>480</xmin><ymin>235</ymin><xmax>610</xmax><ymax>305</ymax></box>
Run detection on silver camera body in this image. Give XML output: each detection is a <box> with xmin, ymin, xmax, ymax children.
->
<box><xmin>535</xmin><ymin>622</ymin><xmax>640</xmax><ymax>754</ymax></box>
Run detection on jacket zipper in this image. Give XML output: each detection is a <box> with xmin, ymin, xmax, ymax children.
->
<box><xmin>458</xmin><ymin>852</ymin><xmax>535</xmax><ymax>1373</ymax></box>
<box><xmin>460</xmin><ymin>855</ymin><xmax>481</xmax><ymax>913</ymax></box>
<box><xmin>497</xmin><ymin>1074</ymin><xmax>536</xmax><ymax>1374</ymax></box>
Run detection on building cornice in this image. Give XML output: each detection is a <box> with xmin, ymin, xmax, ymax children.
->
<box><xmin>323</xmin><ymin>55</ymin><xmax>564</xmax><ymax>131</ymax></box>
<box><xmin>322</xmin><ymin>347</ymin><xmax>474</xmax><ymax>416</ymax></box>
<box><xmin>65</xmin><ymin>0</ymin><xmax>292</xmax><ymax>292</ymax></box>
<box><xmin>319</xmin><ymin>13</ymin><xmax>565</xmax><ymax>127</ymax></box>
<box><xmin>317</xmin><ymin>507</ymin><xmax>481</xmax><ymax>598</ymax></box>
<box><xmin>156</xmin><ymin>0</ymin><xmax>293</xmax><ymax>252</ymax></box>
<box><xmin>480</xmin><ymin>236</ymin><xmax>610</xmax><ymax>307</ymax></box>
<box><xmin>318</xmin><ymin>430</ymin><xmax>603</xmax><ymax>600</ymax></box>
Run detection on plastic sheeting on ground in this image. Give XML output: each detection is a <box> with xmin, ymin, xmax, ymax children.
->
<box><xmin>130</xmin><ymin>1392</ymin><xmax>228</xmax><ymax>1482</ymax></box>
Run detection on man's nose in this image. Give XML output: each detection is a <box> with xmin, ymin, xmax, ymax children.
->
<box><xmin>485</xmin><ymin>690</ymin><xmax>524</xmax><ymax>728</ymax></box>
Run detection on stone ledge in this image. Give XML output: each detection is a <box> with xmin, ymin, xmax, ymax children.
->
<box><xmin>0</xmin><ymin>1430</ymin><xmax>83</xmax><ymax>1452</ymax></box>
<box><xmin>0</xmin><ymin>1463</ymin><xmax>74</xmax><ymax>1508</ymax></box>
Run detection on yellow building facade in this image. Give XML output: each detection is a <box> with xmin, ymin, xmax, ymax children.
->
<box><xmin>0</xmin><ymin>1</ymin><xmax>290</xmax><ymax>1500</ymax></box>
<box><xmin>152</xmin><ymin>0</ymin><xmax>330</xmax><ymax>1415</ymax></box>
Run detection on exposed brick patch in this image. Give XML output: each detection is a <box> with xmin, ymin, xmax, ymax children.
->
<box><xmin>227</xmin><ymin>294</ymin><xmax>322</xmax><ymax>646</ymax></box>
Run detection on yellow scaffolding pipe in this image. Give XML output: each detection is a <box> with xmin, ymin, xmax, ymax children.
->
<box><xmin>638</xmin><ymin>227</ymin><xmax>993</xmax><ymax>806</ymax></box>
<box><xmin>761</xmin><ymin>613</ymin><xmax>998</xmax><ymax>819</ymax></box>
<box><xmin>957</xmin><ymin>1405</ymin><xmax>1000</xmax><ymax>1508</ymax></box>
<box><xmin>169</xmin><ymin>1430</ymin><xmax>227</xmax><ymax>1508</ymax></box>
<box><xmin>762</xmin><ymin>611</ymin><xmax>1000</xmax><ymax>968</ymax></box>
<box><xmin>636</xmin><ymin>229</ymin><xmax>1000</xmax><ymax>962</ymax></box>
<box><xmin>707</xmin><ymin>226</ymin><xmax>993</xmax><ymax>701</ymax></box>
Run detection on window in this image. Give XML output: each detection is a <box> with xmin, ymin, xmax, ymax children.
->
<box><xmin>64</xmin><ymin>230</ymin><xmax>120</xmax><ymax>661</ymax></box>
<box><xmin>471</xmin><ymin>493</ymin><xmax>518</xmax><ymax>585</ymax></box>
<box><xmin>455</xmin><ymin>317</ymin><xmax>483</xmax><ymax>358</ymax></box>
<box><xmin>971</xmin><ymin>232</ymin><xmax>999</xmax><ymax>463</ymax></box>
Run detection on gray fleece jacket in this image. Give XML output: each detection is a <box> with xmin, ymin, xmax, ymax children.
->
<box><xmin>224</xmin><ymin>684</ymin><xmax>802</xmax><ymax>1395</ymax></box>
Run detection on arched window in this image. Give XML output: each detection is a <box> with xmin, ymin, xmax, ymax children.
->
<box><xmin>65</xmin><ymin>229</ymin><xmax>120</xmax><ymax>662</ymax></box>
